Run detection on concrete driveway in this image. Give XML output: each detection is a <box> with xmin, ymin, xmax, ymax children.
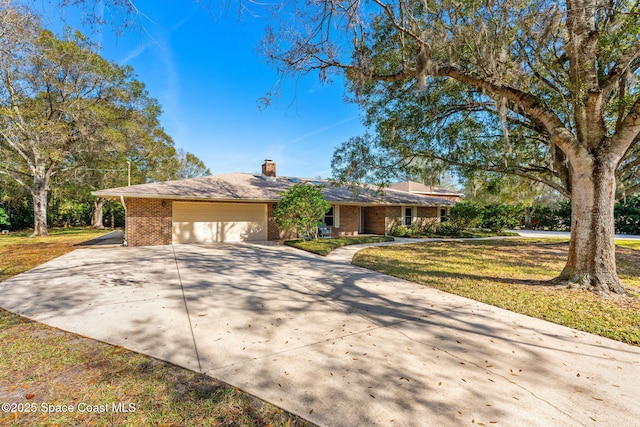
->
<box><xmin>1</xmin><ymin>240</ymin><xmax>640</xmax><ymax>426</ymax></box>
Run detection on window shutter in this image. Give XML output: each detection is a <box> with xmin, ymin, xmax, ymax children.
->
<box><xmin>334</xmin><ymin>205</ymin><xmax>340</xmax><ymax>228</ymax></box>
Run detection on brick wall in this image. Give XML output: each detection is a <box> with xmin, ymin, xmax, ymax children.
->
<box><xmin>386</xmin><ymin>206</ymin><xmax>403</xmax><ymax>232</ymax></box>
<box><xmin>363</xmin><ymin>206</ymin><xmax>386</xmax><ymax>234</ymax></box>
<box><xmin>417</xmin><ymin>207</ymin><xmax>439</xmax><ymax>230</ymax></box>
<box><xmin>125</xmin><ymin>198</ymin><xmax>172</xmax><ymax>246</ymax></box>
<box><xmin>267</xmin><ymin>203</ymin><xmax>279</xmax><ymax>240</ymax></box>
<box><xmin>124</xmin><ymin>198</ymin><xmax>446</xmax><ymax>245</ymax></box>
<box><xmin>384</xmin><ymin>206</ymin><xmax>441</xmax><ymax>232</ymax></box>
<box><xmin>267</xmin><ymin>202</ymin><xmax>297</xmax><ymax>240</ymax></box>
<box><xmin>417</xmin><ymin>207</ymin><xmax>438</xmax><ymax>218</ymax></box>
<box><xmin>417</xmin><ymin>207</ymin><xmax>438</xmax><ymax>224</ymax></box>
<box><xmin>335</xmin><ymin>205</ymin><xmax>359</xmax><ymax>236</ymax></box>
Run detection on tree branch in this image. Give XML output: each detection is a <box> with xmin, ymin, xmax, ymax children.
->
<box><xmin>415</xmin><ymin>150</ymin><xmax>570</xmax><ymax>198</ymax></box>
<box><xmin>618</xmin><ymin>180</ymin><xmax>640</xmax><ymax>199</ymax></box>
<box><xmin>611</xmin><ymin>96</ymin><xmax>640</xmax><ymax>159</ymax></box>
<box><xmin>601</xmin><ymin>44</ymin><xmax>640</xmax><ymax>94</ymax></box>
<box><xmin>0</xmin><ymin>168</ymin><xmax>33</xmax><ymax>194</ymax></box>
<box><xmin>366</xmin><ymin>63</ymin><xmax>579</xmax><ymax>155</ymax></box>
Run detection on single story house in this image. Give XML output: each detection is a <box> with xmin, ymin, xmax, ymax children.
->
<box><xmin>388</xmin><ymin>181</ymin><xmax>462</xmax><ymax>220</ymax></box>
<box><xmin>92</xmin><ymin>160</ymin><xmax>460</xmax><ymax>246</ymax></box>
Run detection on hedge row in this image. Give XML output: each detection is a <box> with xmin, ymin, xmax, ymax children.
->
<box><xmin>450</xmin><ymin>195</ymin><xmax>640</xmax><ymax>235</ymax></box>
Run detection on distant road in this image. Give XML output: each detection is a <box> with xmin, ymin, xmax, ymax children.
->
<box><xmin>511</xmin><ymin>229</ymin><xmax>640</xmax><ymax>240</ymax></box>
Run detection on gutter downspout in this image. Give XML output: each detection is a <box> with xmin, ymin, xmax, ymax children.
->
<box><xmin>120</xmin><ymin>195</ymin><xmax>128</xmax><ymax>247</ymax></box>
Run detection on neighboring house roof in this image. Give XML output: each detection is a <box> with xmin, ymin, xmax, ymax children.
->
<box><xmin>388</xmin><ymin>181</ymin><xmax>462</xmax><ymax>197</ymax></box>
<box><xmin>93</xmin><ymin>173</ymin><xmax>456</xmax><ymax>207</ymax></box>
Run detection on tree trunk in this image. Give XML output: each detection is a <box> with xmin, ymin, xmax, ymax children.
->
<box><xmin>92</xmin><ymin>198</ymin><xmax>107</xmax><ymax>229</ymax></box>
<box><xmin>554</xmin><ymin>157</ymin><xmax>624</xmax><ymax>295</ymax></box>
<box><xmin>31</xmin><ymin>175</ymin><xmax>49</xmax><ymax>237</ymax></box>
<box><xmin>524</xmin><ymin>205</ymin><xmax>534</xmax><ymax>230</ymax></box>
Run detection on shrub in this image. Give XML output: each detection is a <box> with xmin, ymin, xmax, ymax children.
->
<box><xmin>409</xmin><ymin>223</ymin><xmax>421</xmax><ymax>236</ymax></box>
<box><xmin>0</xmin><ymin>196</ymin><xmax>33</xmax><ymax>230</ymax></box>
<box><xmin>274</xmin><ymin>183</ymin><xmax>331</xmax><ymax>240</ymax></box>
<box><xmin>531</xmin><ymin>202</ymin><xmax>571</xmax><ymax>231</ymax></box>
<box><xmin>390</xmin><ymin>225</ymin><xmax>410</xmax><ymax>237</ymax></box>
<box><xmin>421</xmin><ymin>218</ymin><xmax>439</xmax><ymax>235</ymax></box>
<box><xmin>615</xmin><ymin>196</ymin><xmax>640</xmax><ymax>234</ymax></box>
<box><xmin>50</xmin><ymin>200</ymin><xmax>91</xmax><ymax>227</ymax></box>
<box><xmin>555</xmin><ymin>201</ymin><xmax>572</xmax><ymax>229</ymax></box>
<box><xmin>449</xmin><ymin>201</ymin><xmax>485</xmax><ymax>229</ymax></box>
<box><xmin>0</xmin><ymin>207</ymin><xmax>10</xmax><ymax>228</ymax></box>
<box><xmin>531</xmin><ymin>205</ymin><xmax>556</xmax><ymax>230</ymax></box>
<box><xmin>481</xmin><ymin>203</ymin><xmax>524</xmax><ymax>232</ymax></box>
<box><xmin>529</xmin><ymin>196</ymin><xmax>640</xmax><ymax>234</ymax></box>
<box><xmin>435</xmin><ymin>221</ymin><xmax>464</xmax><ymax>237</ymax></box>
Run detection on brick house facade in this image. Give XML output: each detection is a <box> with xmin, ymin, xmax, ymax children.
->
<box><xmin>122</xmin><ymin>198</ymin><xmax>447</xmax><ymax>246</ymax></box>
<box><xmin>95</xmin><ymin>161</ymin><xmax>459</xmax><ymax>246</ymax></box>
<box><xmin>125</xmin><ymin>198</ymin><xmax>172</xmax><ymax>246</ymax></box>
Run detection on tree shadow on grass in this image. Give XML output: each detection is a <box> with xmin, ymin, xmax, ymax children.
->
<box><xmin>0</xmin><ymin>307</ymin><xmax>314</xmax><ymax>426</ymax></box>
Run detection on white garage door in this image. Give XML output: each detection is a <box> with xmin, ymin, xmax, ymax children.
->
<box><xmin>172</xmin><ymin>202</ymin><xmax>268</xmax><ymax>243</ymax></box>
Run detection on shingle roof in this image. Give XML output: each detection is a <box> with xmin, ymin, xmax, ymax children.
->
<box><xmin>388</xmin><ymin>181</ymin><xmax>462</xmax><ymax>197</ymax></box>
<box><xmin>92</xmin><ymin>173</ymin><xmax>456</xmax><ymax>206</ymax></box>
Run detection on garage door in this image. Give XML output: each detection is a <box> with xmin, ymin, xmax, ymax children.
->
<box><xmin>172</xmin><ymin>202</ymin><xmax>268</xmax><ymax>243</ymax></box>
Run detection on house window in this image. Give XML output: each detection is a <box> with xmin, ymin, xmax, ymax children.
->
<box><xmin>325</xmin><ymin>206</ymin><xmax>334</xmax><ymax>226</ymax></box>
<box><xmin>404</xmin><ymin>207</ymin><xmax>413</xmax><ymax>226</ymax></box>
<box><xmin>440</xmin><ymin>208</ymin><xmax>449</xmax><ymax>222</ymax></box>
<box><xmin>324</xmin><ymin>205</ymin><xmax>340</xmax><ymax>228</ymax></box>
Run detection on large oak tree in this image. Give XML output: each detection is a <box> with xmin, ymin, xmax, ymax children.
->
<box><xmin>0</xmin><ymin>5</ymin><xmax>168</xmax><ymax>236</ymax></box>
<box><xmin>258</xmin><ymin>0</ymin><xmax>640</xmax><ymax>295</ymax></box>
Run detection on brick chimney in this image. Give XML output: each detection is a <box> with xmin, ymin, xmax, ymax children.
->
<box><xmin>262</xmin><ymin>159</ymin><xmax>276</xmax><ymax>177</ymax></box>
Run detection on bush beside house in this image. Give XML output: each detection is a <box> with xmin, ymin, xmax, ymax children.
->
<box><xmin>389</xmin><ymin>201</ymin><xmax>523</xmax><ymax>237</ymax></box>
<box><xmin>274</xmin><ymin>183</ymin><xmax>331</xmax><ymax>240</ymax></box>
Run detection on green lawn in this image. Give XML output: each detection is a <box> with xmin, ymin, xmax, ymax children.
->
<box><xmin>0</xmin><ymin>227</ymin><xmax>111</xmax><ymax>282</ymax></box>
<box><xmin>0</xmin><ymin>228</ymin><xmax>312</xmax><ymax>426</ymax></box>
<box><xmin>353</xmin><ymin>238</ymin><xmax>640</xmax><ymax>346</ymax></box>
<box><xmin>617</xmin><ymin>239</ymin><xmax>640</xmax><ymax>250</ymax></box>
<box><xmin>285</xmin><ymin>235</ymin><xmax>395</xmax><ymax>256</ymax></box>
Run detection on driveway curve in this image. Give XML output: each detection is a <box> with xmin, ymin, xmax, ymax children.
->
<box><xmin>1</xmin><ymin>240</ymin><xmax>640</xmax><ymax>426</ymax></box>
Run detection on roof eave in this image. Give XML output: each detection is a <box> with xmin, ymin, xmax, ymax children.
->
<box><xmin>91</xmin><ymin>192</ymin><xmax>280</xmax><ymax>203</ymax></box>
<box><xmin>92</xmin><ymin>192</ymin><xmax>455</xmax><ymax>207</ymax></box>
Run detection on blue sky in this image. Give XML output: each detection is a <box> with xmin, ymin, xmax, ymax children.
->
<box><xmin>40</xmin><ymin>1</ymin><xmax>366</xmax><ymax>178</ymax></box>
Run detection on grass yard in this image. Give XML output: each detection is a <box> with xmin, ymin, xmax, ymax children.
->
<box><xmin>0</xmin><ymin>227</ymin><xmax>112</xmax><ymax>282</ymax></box>
<box><xmin>0</xmin><ymin>228</ymin><xmax>312</xmax><ymax>427</ymax></box>
<box><xmin>459</xmin><ymin>229</ymin><xmax>520</xmax><ymax>238</ymax></box>
<box><xmin>353</xmin><ymin>238</ymin><xmax>640</xmax><ymax>346</ymax></box>
<box><xmin>0</xmin><ymin>310</ymin><xmax>308</xmax><ymax>426</ymax></box>
<box><xmin>285</xmin><ymin>235</ymin><xmax>395</xmax><ymax>256</ymax></box>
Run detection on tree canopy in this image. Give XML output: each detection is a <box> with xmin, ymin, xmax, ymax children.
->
<box><xmin>258</xmin><ymin>0</ymin><xmax>640</xmax><ymax>294</ymax></box>
<box><xmin>261</xmin><ymin>0</ymin><xmax>640</xmax><ymax>200</ymax></box>
<box><xmin>0</xmin><ymin>4</ymin><xmax>209</xmax><ymax>234</ymax></box>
